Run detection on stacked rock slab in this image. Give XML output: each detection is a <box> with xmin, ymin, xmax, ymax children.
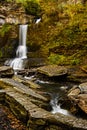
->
<box><xmin>68</xmin><ymin>82</ymin><xmax>87</xmax><ymax>114</ymax></box>
<box><xmin>0</xmin><ymin>78</ymin><xmax>87</xmax><ymax>129</ymax></box>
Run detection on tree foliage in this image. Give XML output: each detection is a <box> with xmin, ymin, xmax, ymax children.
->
<box><xmin>1</xmin><ymin>0</ymin><xmax>87</xmax><ymax>65</ymax></box>
<box><xmin>24</xmin><ymin>0</ymin><xmax>42</xmax><ymax>17</ymax></box>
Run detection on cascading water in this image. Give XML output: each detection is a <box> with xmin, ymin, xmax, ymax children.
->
<box><xmin>50</xmin><ymin>93</ymin><xmax>71</xmax><ymax>116</ymax></box>
<box><xmin>10</xmin><ymin>24</ymin><xmax>28</xmax><ymax>71</ymax></box>
<box><xmin>35</xmin><ymin>79</ymin><xmax>72</xmax><ymax>116</ymax></box>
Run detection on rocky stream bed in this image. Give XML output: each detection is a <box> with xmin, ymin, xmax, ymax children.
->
<box><xmin>0</xmin><ymin>1</ymin><xmax>87</xmax><ymax>129</ymax></box>
<box><xmin>0</xmin><ymin>65</ymin><xmax>87</xmax><ymax>130</ymax></box>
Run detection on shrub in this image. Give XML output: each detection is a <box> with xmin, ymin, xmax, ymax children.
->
<box><xmin>0</xmin><ymin>24</ymin><xmax>11</xmax><ymax>37</ymax></box>
<box><xmin>24</xmin><ymin>0</ymin><xmax>42</xmax><ymax>17</ymax></box>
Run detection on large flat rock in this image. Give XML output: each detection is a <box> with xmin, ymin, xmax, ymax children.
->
<box><xmin>37</xmin><ymin>65</ymin><xmax>67</xmax><ymax>77</ymax></box>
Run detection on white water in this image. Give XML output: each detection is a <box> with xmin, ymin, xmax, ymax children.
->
<box><xmin>35</xmin><ymin>18</ymin><xmax>41</xmax><ymax>24</ymax></box>
<box><xmin>24</xmin><ymin>75</ymin><xmax>35</xmax><ymax>80</ymax></box>
<box><xmin>0</xmin><ymin>18</ymin><xmax>5</xmax><ymax>25</ymax></box>
<box><xmin>10</xmin><ymin>24</ymin><xmax>28</xmax><ymax>70</ymax></box>
<box><xmin>50</xmin><ymin>94</ymin><xmax>71</xmax><ymax>116</ymax></box>
<box><xmin>35</xmin><ymin>79</ymin><xmax>50</xmax><ymax>84</ymax></box>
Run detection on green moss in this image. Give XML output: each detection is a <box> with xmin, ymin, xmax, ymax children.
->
<box><xmin>48</xmin><ymin>54</ymin><xmax>66</xmax><ymax>65</ymax></box>
<box><xmin>48</xmin><ymin>53</ymin><xmax>81</xmax><ymax>65</ymax></box>
<box><xmin>0</xmin><ymin>24</ymin><xmax>11</xmax><ymax>37</ymax></box>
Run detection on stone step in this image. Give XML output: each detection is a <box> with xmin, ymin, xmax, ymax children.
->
<box><xmin>0</xmin><ymin>78</ymin><xmax>47</xmax><ymax>102</ymax></box>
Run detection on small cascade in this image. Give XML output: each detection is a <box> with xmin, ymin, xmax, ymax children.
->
<box><xmin>50</xmin><ymin>93</ymin><xmax>71</xmax><ymax>116</ymax></box>
<box><xmin>10</xmin><ymin>24</ymin><xmax>28</xmax><ymax>71</ymax></box>
<box><xmin>35</xmin><ymin>18</ymin><xmax>41</xmax><ymax>24</ymax></box>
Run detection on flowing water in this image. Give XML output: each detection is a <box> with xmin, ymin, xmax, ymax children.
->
<box><xmin>4</xmin><ymin>23</ymin><xmax>72</xmax><ymax>116</ymax></box>
<box><xmin>25</xmin><ymin>75</ymin><xmax>72</xmax><ymax>116</ymax></box>
<box><xmin>36</xmin><ymin>80</ymin><xmax>72</xmax><ymax>116</ymax></box>
<box><xmin>50</xmin><ymin>93</ymin><xmax>71</xmax><ymax>115</ymax></box>
<box><xmin>5</xmin><ymin>24</ymin><xmax>28</xmax><ymax>71</ymax></box>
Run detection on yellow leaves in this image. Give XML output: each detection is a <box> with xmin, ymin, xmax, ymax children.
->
<box><xmin>40</xmin><ymin>0</ymin><xmax>59</xmax><ymax>16</ymax></box>
<box><xmin>64</xmin><ymin>3</ymin><xmax>84</xmax><ymax>19</ymax></box>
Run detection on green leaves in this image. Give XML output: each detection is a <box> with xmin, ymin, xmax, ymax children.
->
<box><xmin>48</xmin><ymin>54</ymin><xmax>66</xmax><ymax>65</ymax></box>
<box><xmin>24</xmin><ymin>0</ymin><xmax>42</xmax><ymax>17</ymax></box>
<box><xmin>48</xmin><ymin>53</ymin><xmax>80</xmax><ymax>65</ymax></box>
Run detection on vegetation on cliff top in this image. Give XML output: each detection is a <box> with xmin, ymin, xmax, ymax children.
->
<box><xmin>0</xmin><ymin>0</ymin><xmax>87</xmax><ymax>66</ymax></box>
<box><xmin>27</xmin><ymin>1</ymin><xmax>87</xmax><ymax>65</ymax></box>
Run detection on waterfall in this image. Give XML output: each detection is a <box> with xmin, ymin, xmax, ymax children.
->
<box><xmin>10</xmin><ymin>24</ymin><xmax>28</xmax><ymax>71</ymax></box>
<box><xmin>35</xmin><ymin>18</ymin><xmax>41</xmax><ymax>24</ymax></box>
<box><xmin>16</xmin><ymin>25</ymin><xmax>27</xmax><ymax>59</ymax></box>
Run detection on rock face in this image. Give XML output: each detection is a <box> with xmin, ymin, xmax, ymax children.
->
<box><xmin>67</xmin><ymin>66</ymin><xmax>87</xmax><ymax>83</ymax></box>
<box><xmin>0</xmin><ymin>1</ymin><xmax>32</xmax><ymax>58</ymax></box>
<box><xmin>0</xmin><ymin>2</ymin><xmax>32</xmax><ymax>25</ymax></box>
<box><xmin>68</xmin><ymin>82</ymin><xmax>87</xmax><ymax>114</ymax></box>
<box><xmin>37</xmin><ymin>65</ymin><xmax>68</xmax><ymax>77</ymax></box>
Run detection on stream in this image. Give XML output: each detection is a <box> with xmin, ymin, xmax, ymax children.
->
<box><xmin>25</xmin><ymin>75</ymin><xmax>74</xmax><ymax>116</ymax></box>
<box><xmin>36</xmin><ymin>80</ymin><xmax>73</xmax><ymax>116</ymax></box>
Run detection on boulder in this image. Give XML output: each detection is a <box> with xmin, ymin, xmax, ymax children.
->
<box><xmin>68</xmin><ymin>82</ymin><xmax>87</xmax><ymax>114</ymax></box>
<box><xmin>0</xmin><ymin>66</ymin><xmax>14</xmax><ymax>77</ymax></box>
<box><xmin>37</xmin><ymin>65</ymin><xmax>68</xmax><ymax>77</ymax></box>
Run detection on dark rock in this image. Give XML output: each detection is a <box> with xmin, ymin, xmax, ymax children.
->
<box><xmin>68</xmin><ymin>82</ymin><xmax>87</xmax><ymax>114</ymax></box>
<box><xmin>67</xmin><ymin>66</ymin><xmax>87</xmax><ymax>83</ymax></box>
<box><xmin>26</xmin><ymin>58</ymin><xmax>46</xmax><ymax>68</ymax></box>
<box><xmin>0</xmin><ymin>66</ymin><xmax>14</xmax><ymax>77</ymax></box>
